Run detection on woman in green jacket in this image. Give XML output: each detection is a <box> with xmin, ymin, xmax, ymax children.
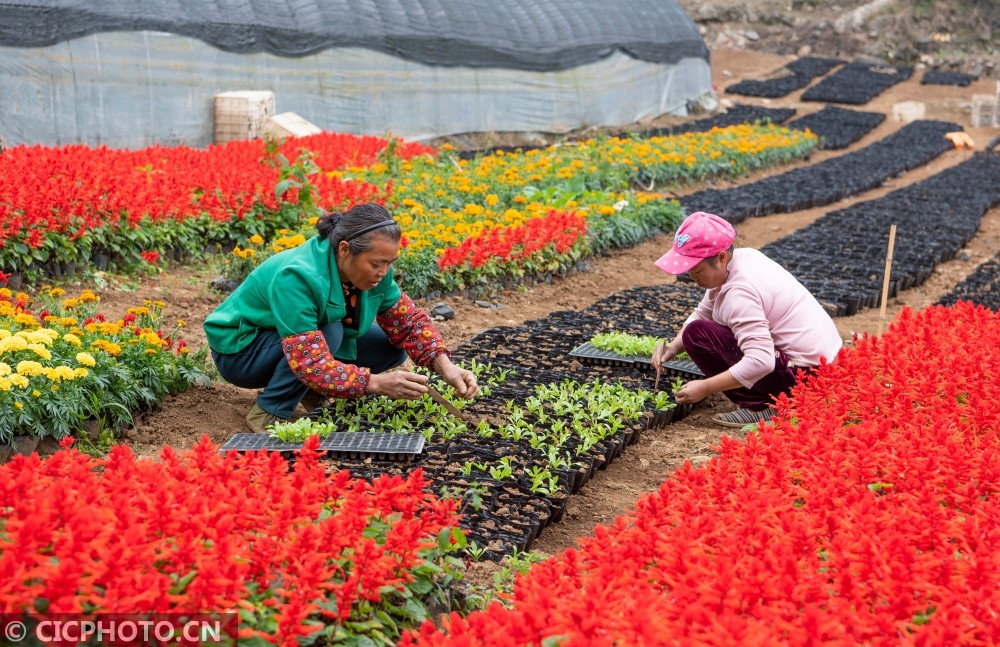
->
<box><xmin>205</xmin><ymin>203</ymin><xmax>478</xmax><ymax>433</ymax></box>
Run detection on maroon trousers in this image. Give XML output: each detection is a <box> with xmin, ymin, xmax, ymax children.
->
<box><xmin>681</xmin><ymin>319</ymin><xmax>804</xmax><ymax>411</ymax></box>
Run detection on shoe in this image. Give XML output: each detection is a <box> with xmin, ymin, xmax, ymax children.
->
<box><xmin>299</xmin><ymin>390</ymin><xmax>329</xmax><ymax>415</ymax></box>
<box><xmin>712</xmin><ymin>407</ymin><xmax>777</xmax><ymax>429</ymax></box>
<box><xmin>245</xmin><ymin>404</ymin><xmax>287</xmax><ymax>434</ymax></box>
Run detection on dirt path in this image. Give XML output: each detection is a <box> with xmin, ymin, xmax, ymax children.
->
<box><xmin>83</xmin><ymin>48</ymin><xmax>999</xmax><ymax>553</ymax></box>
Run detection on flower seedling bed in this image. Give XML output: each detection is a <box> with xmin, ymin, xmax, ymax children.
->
<box><xmin>219</xmin><ymin>431</ymin><xmax>426</xmax><ymax>461</ymax></box>
<box><xmin>725</xmin><ymin>57</ymin><xmax>843</xmax><ymax>99</ymax></box>
<box><xmin>455</xmin><ymin>105</ymin><xmax>798</xmax><ymax>159</ymax></box>
<box><xmin>937</xmin><ymin>253</ymin><xmax>1000</xmax><ymax>311</ymax></box>
<box><xmin>682</xmin><ymin>119</ymin><xmax>957</xmax><ymax>224</ymax></box>
<box><xmin>763</xmin><ymin>152</ymin><xmax>1000</xmax><ymax>316</ymax></box>
<box><xmin>802</xmin><ymin>61</ymin><xmax>914</xmax><ymax>105</ymax></box>
<box><xmin>921</xmin><ymin>70</ymin><xmax>977</xmax><ymax>87</ymax></box>
<box><xmin>787</xmin><ymin>105</ymin><xmax>885</xmax><ymax>150</ymax></box>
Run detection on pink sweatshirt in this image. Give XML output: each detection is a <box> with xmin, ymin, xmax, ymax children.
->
<box><xmin>684</xmin><ymin>248</ymin><xmax>843</xmax><ymax>388</ymax></box>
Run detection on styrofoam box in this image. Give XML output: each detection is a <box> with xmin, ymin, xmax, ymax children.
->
<box><xmin>213</xmin><ymin>91</ymin><xmax>276</xmax><ymax>143</ymax></box>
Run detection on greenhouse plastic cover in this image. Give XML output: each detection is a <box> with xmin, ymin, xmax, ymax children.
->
<box><xmin>0</xmin><ymin>33</ymin><xmax>712</xmax><ymax>148</ymax></box>
<box><xmin>0</xmin><ymin>0</ymin><xmax>708</xmax><ymax>71</ymax></box>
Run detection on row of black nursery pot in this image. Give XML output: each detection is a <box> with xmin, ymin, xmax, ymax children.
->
<box><xmin>680</xmin><ymin>119</ymin><xmax>959</xmax><ymax>225</ymax></box>
<box><xmin>937</xmin><ymin>253</ymin><xmax>1000</xmax><ymax>311</ymax></box>
<box><xmin>786</xmin><ymin>105</ymin><xmax>885</xmax><ymax>150</ymax></box>
<box><xmin>762</xmin><ymin>150</ymin><xmax>1000</xmax><ymax>316</ymax></box>
<box><xmin>801</xmin><ymin>61</ymin><xmax>914</xmax><ymax>105</ymax></box>
<box><xmin>921</xmin><ymin>70</ymin><xmax>978</xmax><ymax>87</ymax></box>
<box><xmin>725</xmin><ymin>56</ymin><xmax>843</xmax><ymax>99</ymax></box>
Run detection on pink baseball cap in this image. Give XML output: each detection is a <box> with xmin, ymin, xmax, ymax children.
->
<box><xmin>655</xmin><ymin>211</ymin><xmax>736</xmax><ymax>275</ymax></box>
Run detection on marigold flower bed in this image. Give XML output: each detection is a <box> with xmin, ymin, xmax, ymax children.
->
<box><xmin>0</xmin><ymin>437</ymin><xmax>464</xmax><ymax>646</ymax></box>
<box><xmin>0</xmin><ymin>287</ymin><xmax>209</xmax><ymax>443</ymax></box>
<box><xmin>407</xmin><ymin>302</ymin><xmax>1000</xmax><ymax>645</ymax></box>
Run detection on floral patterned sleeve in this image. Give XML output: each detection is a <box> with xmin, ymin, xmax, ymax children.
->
<box><xmin>377</xmin><ymin>292</ymin><xmax>450</xmax><ymax>368</ymax></box>
<box><xmin>281</xmin><ymin>331</ymin><xmax>370</xmax><ymax>399</ymax></box>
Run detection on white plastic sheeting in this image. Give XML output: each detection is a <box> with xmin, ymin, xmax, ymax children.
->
<box><xmin>0</xmin><ymin>32</ymin><xmax>712</xmax><ymax>148</ymax></box>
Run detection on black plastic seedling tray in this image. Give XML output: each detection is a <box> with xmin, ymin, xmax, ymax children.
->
<box><xmin>570</xmin><ymin>342</ymin><xmax>705</xmax><ymax>380</ymax></box>
<box><xmin>220</xmin><ymin>432</ymin><xmax>426</xmax><ymax>461</ymax></box>
<box><xmin>569</xmin><ymin>342</ymin><xmax>638</xmax><ymax>367</ymax></box>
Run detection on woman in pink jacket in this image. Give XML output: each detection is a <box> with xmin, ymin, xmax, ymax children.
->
<box><xmin>652</xmin><ymin>211</ymin><xmax>843</xmax><ymax>428</ymax></box>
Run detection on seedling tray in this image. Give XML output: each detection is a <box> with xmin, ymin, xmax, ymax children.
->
<box><xmin>644</xmin><ymin>358</ymin><xmax>705</xmax><ymax>381</ymax></box>
<box><xmin>220</xmin><ymin>432</ymin><xmax>425</xmax><ymax>461</ymax></box>
<box><xmin>569</xmin><ymin>343</ymin><xmax>705</xmax><ymax>380</ymax></box>
<box><xmin>569</xmin><ymin>342</ymin><xmax>639</xmax><ymax>368</ymax></box>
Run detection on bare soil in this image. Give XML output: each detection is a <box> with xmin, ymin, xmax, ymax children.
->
<box><xmin>78</xmin><ymin>48</ymin><xmax>1000</xmax><ymax>556</ymax></box>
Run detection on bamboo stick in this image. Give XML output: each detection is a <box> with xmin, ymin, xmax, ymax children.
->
<box><xmin>877</xmin><ymin>224</ymin><xmax>897</xmax><ymax>337</ymax></box>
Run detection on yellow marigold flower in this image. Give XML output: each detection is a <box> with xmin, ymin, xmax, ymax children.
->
<box><xmin>8</xmin><ymin>374</ymin><xmax>28</xmax><ymax>388</ymax></box>
<box><xmin>145</xmin><ymin>348</ymin><xmax>158</xmax><ymax>355</ymax></box>
<box><xmin>62</xmin><ymin>298</ymin><xmax>81</xmax><ymax>308</ymax></box>
<box><xmin>0</xmin><ymin>287</ymin><xmax>11</xmax><ymax>298</ymax></box>
<box><xmin>63</xmin><ymin>333</ymin><xmax>83</xmax><ymax>347</ymax></box>
<box><xmin>76</xmin><ymin>352</ymin><xmax>96</xmax><ymax>367</ymax></box>
<box><xmin>0</xmin><ymin>378</ymin><xmax>11</xmax><ymax>392</ymax></box>
<box><xmin>14</xmin><ymin>313</ymin><xmax>37</xmax><ymax>327</ymax></box>
<box><xmin>14</xmin><ymin>401</ymin><xmax>22</xmax><ymax>410</ymax></box>
<box><xmin>1</xmin><ymin>336</ymin><xmax>28</xmax><ymax>352</ymax></box>
<box><xmin>177</xmin><ymin>320</ymin><xmax>187</xmax><ymax>327</ymax></box>
<box><xmin>91</xmin><ymin>340</ymin><xmax>122</xmax><ymax>356</ymax></box>
<box><xmin>17</xmin><ymin>361</ymin><xmax>44</xmax><ymax>377</ymax></box>
<box><xmin>49</xmin><ymin>288</ymin><xmax>66</xmax><ymax>298</ymax></box>
<box><xmin>597</xmin><ymin>205</ymin><xmax>617</xmax><ymax>216</ymax></box>
<box><xmin>79</xmin><ymin>290</ymin><xmax>99</xmax><ymax>303</ymax></box>
<box><xmin>0</xmin><ymin>330</ymin><xmax>9</xmax><ymax>340</ymax></box>
<box><xmin>44</xmin><ymin>315</ymin><xmax>59</xmax><ymax>323</ymax></box>
<box><xmin>128</xmin><ymin>307</ymin><xmax>151</xmax><ymax>317</ymax></box>
<box><xmin>60</xmin><ymin>317</ymin><xmax>78</xmax><ymax>326</ymax></box>
<box><xmin>0</xmin><ymin>362</ymin><xmax>10</xmax><ymax>376</ymax></box>
<box><xmin>32</xmin><ymin>389</ymin><xmax>41</xmax><ymax>397</ymax></box>
<box><xmin>27</xmin><ymin>344</ymin><xmax>52</xmax><ymax>361</ymax></box>
<box><xmin>73</xmin><ymin>367</ymin><xmax>89</xmax><ymax>379</ymax></box>
<box><xmin>485</xmin><ymin>194</ymin><xmax>499</xmax><ymax>206</ymax></box>
<box><xmin>249</xmin><ymin>234</ymin><xmax>264</xmax><ymax>245</ymax></box>
<box><xmin>464</xmin><ymin>204</ymin><xmax>484</xmax><ymax>216</ymax></box>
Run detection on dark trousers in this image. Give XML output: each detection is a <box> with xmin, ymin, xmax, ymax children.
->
<box><xmin>212</xmin><ymin>322</ymin><xmax>406</xmax><ymax>419</ymax></box>
<box><xmin>682</xmin><ymin>319</ymin><xmax>803</xmax><ymax>411</ymax></box>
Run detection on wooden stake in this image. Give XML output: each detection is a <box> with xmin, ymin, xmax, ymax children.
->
<box><xmin>654</xmin><ymin>364</ymin><xmax>663</xmax><ymax>393</ymax></box>
<box><xmin>426</xmin><ymin>385</ymin><xmax>478</xmax><ymax>426</ymax></box>
<box><xmin>877</xmin><ymin>224</ymin><xmax>897</xmax><ymax>337</ymax></box>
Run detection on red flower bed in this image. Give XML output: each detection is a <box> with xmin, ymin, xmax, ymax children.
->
<box><xmin>0</xmin><ymin>134</ymin><xmax>430</xmax><ymax>275</ymax></box>
<box><xmin>407</xmin><ymin>302</ymin><xmax>1000</xmax><ymax>646</ymax></box>
<box><xmin>0</xmin><ymin>436</ymin><xmax>459</xmax><ymax>645</ymax></box>
<box><xmin>437</xmin><ymin>210</ymin><xmax>587</xmax><ymax>270</ymax></box>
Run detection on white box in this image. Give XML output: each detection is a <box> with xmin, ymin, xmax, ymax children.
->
<box><xmin>971</xmin><ymin>94</ymin><xmax>998</xmax><ymax>128</ymax></box>
<box><xmin>213</xmin><ymin>91</ymin><xmax>276</xmax><ymax>144</ymax></box>
<box><xmin>892</xmin><ymin>101</ymin><xmax>926</xmax><ymax>123</ymax></box>
<box><xmin>262</xmin><ymin>112</ymin><xmax>323</xmax><ymax>139</ymax></box>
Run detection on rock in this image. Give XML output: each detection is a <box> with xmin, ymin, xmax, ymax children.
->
<box><xmin>797</xmin><ymin>45</ymin><xmax>813</xmax><ymax>58</ymax></box>
<box><xmin>430</xmin><ymin>303</ymin><xmax>455</xmax><ymax>320</ymax></box>
<box><xmin>424</xmin><ymin>290</ymin><xmax>442</xmax><ymax>301</ymax></box>
<box><xmin>793</xmin><ymin>17</ymin><xmax>810</xmax><ymax>29</ymax></box>
<box><xmin>697</xmin><ymin>4</ymin><xmax>720</xmax><ymax>21</ymax></box>
<box><xmin>474</xmin><ymin>300</ymin><xmax>493</xmax><ymax>308</ymax></box>
<box><xmin>210</xmin><ymin>275</ymin><xmax>240</xmax><ymax>293</ymax></box>
<box><xmin>433</xmin><ymin>315</ymin><xmax>445</xmax><ymax>322</ymax></box>
<box><xmin>745</xmin><ymin>29</ymin><xmax>760</xmax><ymax>42</ymax></box>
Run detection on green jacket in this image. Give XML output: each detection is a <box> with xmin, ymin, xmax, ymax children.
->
<box><xmin>204</xmin><ymin>235</ymin><xmax>401</xmax><ymax>360</ymax></box>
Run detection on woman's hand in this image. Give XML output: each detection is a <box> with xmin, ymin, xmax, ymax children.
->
<box><xmin>673</xmin><ymin>379</ymin><xmax>712</xmax><ymax>404</ymax></box>
<box><xmin>652</xmin><ymin>337</ymin><xmax>684</xmax><ymax>368</ymax></box>
<box><xmin>366</xmin><ymin>371</ymin><xmax>429</xmax><ymax>400</ymax></box>
<box><xmin>433</xmin><ymin>355</ymin><xmax>479</xmax><ymax>399</ymax></box>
